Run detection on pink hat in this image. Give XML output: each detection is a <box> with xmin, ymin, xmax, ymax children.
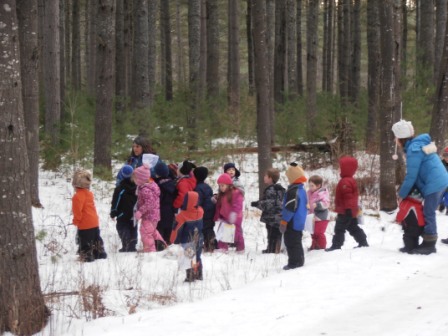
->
<box><xmin>133</xmin><ymin>164</ymin><xmax>151</xmax><ymax>185</ymax></box>
<box><xmin>217</xmin><ymin>173</ymin><xmax>233</xmax><ymax>185</ymax></box>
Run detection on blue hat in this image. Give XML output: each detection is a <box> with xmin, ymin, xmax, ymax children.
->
<box><xmin>154</xmin><ymin>161</ymin><xmax>169</xmax><ymax>178</ymax></box>
<box><xmin>119</xmin><ymin>165</ymin><xmax>134</xmax><ymax>180</ymax></box>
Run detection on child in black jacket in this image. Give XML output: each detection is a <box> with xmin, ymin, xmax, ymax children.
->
<box><xmin>110</xmin><ymin>165</ymin><xmax>138</xmax><ymax>252</ymax></box>
<box><xmin>251</xmin><ymin>168</ymin><xmax>285</xmax><ymax>254</ymax></box>
<box><xmin>194</xmin><ymin>167</ymin><xmax>217</xmax><ymax>252</ymax></box>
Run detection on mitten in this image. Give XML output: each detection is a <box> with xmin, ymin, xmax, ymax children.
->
<box><xmin>134</xmin><ymin>210</ymin><xmax>142</xmax><ymax>220</ymax></box>
<box><xmin>279</xmin><ymin>220</ymin><xmax>287</xmax><ymax>234</ymax></box>
<box><xmin>110</xmin><ymin>210</ymin><xmax>118</xmax><ymax>219</ymax></box>
<box><xmin>250</xmin><ymin>201</ymin><xmax>259</xmax><ymax>207</ymax></box>
<box><xmin>228</xmin><ymin>212</ymin><xmax>237</xmax><ymax>224</ymax></box>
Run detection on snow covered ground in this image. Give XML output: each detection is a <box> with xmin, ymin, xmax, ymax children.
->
<box><xmin>15</xmin><ymin>152</ymin><xmax>448</xmax><ymax>336</ymax></box>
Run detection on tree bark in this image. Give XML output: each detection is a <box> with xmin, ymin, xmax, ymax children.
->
<box><xmin>435</xmin><ymin>0</ymin><xmax>447</xmax><ymax>82</ymax></box>
<box><xmin>349</xmin><ymin>0</ymin><xmax>361</xmax><ymax>104</ymax></box>
<box><xmin>199</xmin><ymin>0</ymin><xmax>207</xmax><ymax>98</ymax></box>
<box><xmin>266</xmin><ymin>0</ymin><xmax>275</xmax><ymax>143</ymax></box>
<box><xmin>131</xmin><ymin>0</ymin><xmax>151</xmax><ymax>109</ymax></box>
<box><xmin>228</xmin><ymin>0</ymin><xmax>240</xmax><ymax>117</ymax></box>
<box><xmin>274</xmin><ymin>0</ymin><xmax>286</xmax><ymax>104</ymax></box>
<box><xmin>296</xmin><ymin>0</ymin><xmax>304</xmax><ymax>96</ymax></box>
<box><xmin>148</xmin><ymin>0</ymin><xmax>157</xmax><ymax>104</ymax></box>
<box><xmin>247</xmin><ymin>0</ymin><xmax>255</xmax><ymax>96</ymax></box>
<box><xmin>188</xmin><ymin>0</ymin><xmax>201</xmax><ymax>150</ymax></box>
<box><xmin>71</xmin><ymin>0</ymin><xmax>81</xmax><ymax>90</ymax></box>
<box><xmin>379</xmin><ymin>0</ymin><xmax>401</xmax><ymax>211</ymax></box>
<box><xmin>417</xmin><ymin>0</ymin><xmax>435</xmax><ymax>89</ymax></box>
<box><xmin>206</xmin><ymin>0</ymin><xmax>220</xmax><ymax>98</ymax></box>
<box><xmin>161</xmin><ymin>0</ymin><xmax>173</xmax><ymax>101</ymax></box>
<box><xmin>366</xmin><ymin>0</ymin><xmax>380</xmax><ymax>150</ymax></box>
<box><xmin>59</xmin><ymin>0</ymin><xmax>66</xmax><ymax>119</ymax></box>
<box><xmin>0</xmin><ymin>2</ymin><xmax>49</xmax><ymax>333</ymax></box>
<box><xmin>94</xmin><ymin>0</ymin><xmax>115</xmax><ymax>174</ymax></box>
<box><xmin>306</xmin><ymin>0</ymin><xmax>318</xmax><ymax>139</ymax></box>
<box><xmin>86</xmin><ymin>0</ymin><xmax>96</xmax><ymax>95</ymax></box>
<box><xmin>17</xmin><ymin>0</ymin><xmax>41</xmax><ymax>207</ymax></box>
<box><xmin>115</xmin><ymin>0</ymin><xmax>126</xmax><ymax>117</ymax></box>
<box><xmin>286</xmin><ymin>0</ymin><xmax>297</xmax><ymax>97</ymax></box>
<box><xmin>252</xmin><ymin>0</ymin><xmax>273</xmax><ymax>199</ymax></box>
<box><xmin>43</xmin><ymin>0</ymin><xmax>61</xmax><ymax>146</ymax></box>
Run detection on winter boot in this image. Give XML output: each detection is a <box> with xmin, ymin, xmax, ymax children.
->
<box><xmin>411</xmin><ymin>235</ymin><xmax>437</xmax><ymax>255</ymax></box>
<box><xmin>440</xmin><ymin>237</ymin><xmax>448</xmax><ymax>244</ymax></box>
<box><xmin>325</xmin><ymin>245</ymin><xmax>341</xmax><ymax>252</ymax></box>
<box><xmin>184</xmin><ymin>269</ymin><xmax>195</xmax><ymax>282</ymax></box>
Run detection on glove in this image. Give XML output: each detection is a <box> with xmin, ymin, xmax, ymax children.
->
<box><xmin>134</xmin><ymin>210</ymin><xmax>142</xmax><ymax>220</ymax></box>
<box><xmin>228</xmin><ymin>212</ymin><xmax>237</xmax><ymax>224</ymax></box>
<box><xmin>250</xmin><ymin>201</ymin><xmax>259</xmax><ymax>207</ymax></box>
<box><xmin>279</xmin><ymin>220</ymin><xmax>287</xmax><ymax>234</ymax></box>
<box><xmin>110</xmin><ymin>210</ymin><xmax>118</xmax><ymax>219</ymax></box>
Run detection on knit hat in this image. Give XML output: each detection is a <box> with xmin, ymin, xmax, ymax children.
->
<box><xmin>154</xmin><ymin>161</ymin><xmax>169</xmax><ymax>178</ymax></box>
<box><xmin>72</xmin><ymin>169</ymin><xmax>92</xmax><ymax>189</ymax></box>
<box><xmin>285</xmin><ymin>162</ymin><xmax>307</xmax><ymax>184</ymax></box>
<box><xmin>168</xmin><ymin>163</ymin><xmax>178</xmax><ymax>178</ymax></box>
<box><xmin>223</xmin><ymin>162</ymin><xmax>241</xmax><ymax>178</ymax></box>
<box><xmin>217</xmin><ymin>173</ymin><xmax>233</xmax><ymax>185</ymax></box>
<box><xmin>133</xmin><ymin>164</ymin><xmax>151</xmax><ymax>185</ymax></box>
<box><xmin>179</xmin><ymin>160</ymin><xmax>196</xmax><ymax>176</ymax></box>
<box><xmin>118</xmin><ymin>165</ymin><xmax>134</xmax><ymax>180</ymax></box>
<box><xmin>392</xmin><ymin>120</ymin><xmax>414</xmax><ymax>139</ymax></box>
<box><xmin>193</xmin><ymin>166</ymin><xmax>208</xmax><ymax>182</ymax></box>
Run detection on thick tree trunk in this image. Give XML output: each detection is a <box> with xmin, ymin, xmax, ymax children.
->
<box><xmin>401</xmin><ymin>0</ymin><xmax>407</xmax><ymax>81</ymax></box>
<box><xmin>86</xmin><ymin>0</ymin><xmax>96</xmax><ymax>95</ymax></box>
<box><xmin>43</xmin><ymin>0</ymin><xmax>61</xmax><ymax>146</ymax></box>
<box><xmin>175</xmin><ymin>0</ymin><xmax>186</xmax><ymax>86</ymax></box>
<box><xmin>379</xmin><ymin>0</ymin><xmax>401</xmax><ymax>211</ymax></box>
<box><xmin>131</xmin><ymin>0</ymin><xmax>151</xmax><ymax>109</ymax></box>
<box><xmin>0</xmin><ymin>2</ymin><xmax>49</xmax><ymax>333</ymax></box>
<box><xmin>322</xmin><ymin>0</ymin><xmax>334</xmax><ymax>92</ymax></box>
<box><xmin>59</xmin><ymin>0</ymin><xmax>66</xmax><ymax>119</ymax></box>
<box><xmin>296</xmin><ymin>0</ymin><xmax>303</xmax><ymax>96</ymax></box>
<box><xmin>430</xmin><ymin>6</ymin><xmax>448</xmax><ymax>149</ymax></box>
<box><xmin>247</xmin><ymin>0</ymin><xmax>255</xmax><ymax>96</ymax></box>
<box><xmin>199</xmin><ymin>0</ymin><xmax>207</xmax><ymax>98</ymax></box>
<box><xmin>306</xmin><ymin>0</ymin><xmax>318</xmax><ymax>139</ymax></box>
<box><xmin>17</xmin><ymin>0</ymin><xmax>41</xmax><ymax>207</ymax></box>
<box><xmin>206</xmin><ymin>0</ymin><xmax>220</xmax><ymax>98</ymax></box>
<box><xmin>123</xmin><ymin>0</ymin><xmax>132</xmax><ymax>98</ymax></box>
<box><xmin>252</xmin><ymin>0</ymin><xmax>273</xmax><ymax>199</ymax></box>
<box><xmin>161</xmin><ymin>0</ymin><xmax>173</xmax><ymax>101</ymax></box>
<box><xmin>115</xmin><ymin>0</ymin><xmax>126</xmax><ymax>117</ymax></box>
<box><xmin>94</xmin><ymin>0</ymin><xmax>115</xmax><ymax>174</ymax></box>
<box><xmin>349</xmin><ymin>0</ymin><xmax>361</xmax><ymax>104</ymax></box>
<box><xmin>435</xmin><ymin>0</ymin><xmax>447</xmax><ymax>82</ymax></box>
<box><xmin>188</xmin><ymin>0</ymin><xmax>201</xmax><ymax>150</ymax></box>
<box><xmin>274</xmin><ymin>0</ymin><xmax>286</xmax><ymax>104</ymax></box>
<box><xmin>64</xmin><ymin>0</ymin><xmax>71</xmax><ymax>88</ymax></box>
<box><xmin>266</xmin><ymin>0</ymin><xmax>275</xmax><ymax>143</ymax></box>
<box><xmin>228</xmin><ymin>0</ymin><xmax>240</xmax><ymax>117</ymax></box>
<box><xmin>366</xmin><ymin>0</ymin><xmax>380</xmax><ymax>151</ymax></box>
<box><xmin>148</xmin><ymin>0</ymin><xmax>157</xmax><ymax>104</ymax></box>
<box><xmin>417</xmin><ymin>0</ymin><xmax>435</xmax><ymax>89</ymax></box>
<box><xmin>286</xmin><ymin>0</ymin><xmax>297</xmax><ymax>97</ymax></box>
<box><xmin>71</xmin><ymin>0</ymin><xmax>81</xmax><ymax>90</ymax></box>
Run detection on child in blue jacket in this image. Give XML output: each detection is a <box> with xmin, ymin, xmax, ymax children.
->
<box><xmin>279</xmin><ymin>163</ymin><xmax>308</xmax><ymax>270</ymax></box>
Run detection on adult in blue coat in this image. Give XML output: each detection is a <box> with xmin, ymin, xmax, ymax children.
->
<box><xmin>392</xmin><ymin>119</ymin><xmax>448</xmax><ymax>254</ymax></box>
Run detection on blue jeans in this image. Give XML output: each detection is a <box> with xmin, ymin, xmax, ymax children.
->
<box><xmin>423</xmin><ymin>190</ymin><xmax>445</xmax><ymax>236</ymax></box>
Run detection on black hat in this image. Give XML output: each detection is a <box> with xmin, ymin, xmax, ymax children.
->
<box><xmin>223</xmin><ymin>162</ymin><xmax>240</xmax><ymax>178</ymax></box>
<box><xmin>193</xmin><ymin>166</ymin><xmax>208</xmax><ymax>182</ymax></box>
<box><xmin>179</xmin><ymin>160</ymin><xmax>196</xmax><ymax>175</ymax></box>
<box><xmin>154</xmin><ymin>161</ymin><xmax>169</xmax><ymax>178</ymax></box>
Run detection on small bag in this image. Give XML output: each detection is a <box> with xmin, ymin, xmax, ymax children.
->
<box><xmin>216</xmin><ymin>221</ymin><xmax>236</xmax><ymax>243</ymax></box>
<box><xmin>304</xmin><ymin>214</ymin><xmax>315</xmax><ymax>233</ymax></box>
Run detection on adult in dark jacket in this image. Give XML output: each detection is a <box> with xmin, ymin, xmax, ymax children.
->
<box><xmin>110</xmin><ymin>165</ymin><xmax>138</xmax><ymax>252</ymax></box>
<box><xmin>194</xmin><ymin>167</ymin><xmax>217</xmax><ymax>252</ymax></box>
<box><xmin>392</xmin><ymin>120</ymin><xmax>448</xmax><ymax>254</ymax></box>
<box><xmin>153</xmin><ymin>161</ymin><xmax>177</xmax><ymax>250</ymax></box>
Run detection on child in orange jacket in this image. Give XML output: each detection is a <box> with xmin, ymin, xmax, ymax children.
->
<box><xmin>72</xmin><ymin>169</ymin><xmax>107</xmax><ymax>262</ymax></box>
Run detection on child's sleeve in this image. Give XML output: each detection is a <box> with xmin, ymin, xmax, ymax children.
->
<box><xmin>281</xmin><ymin>187</ymin><xmax>298</xmax><ymax>222</ymax></box>
<box><xmin>72</xmin><ymin>193</ymin><xmax>84</xmax><ymax>227</ymax></box>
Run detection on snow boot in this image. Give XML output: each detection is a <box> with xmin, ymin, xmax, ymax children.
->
<box><xmin>184</xmin><ymin>269</ymin><xmax>195</xmax><ymax>282</ymax></box>
<box><xmin>440</xmin><ymin>237</ymin><xmax>448</xmax><ymax>244</ymax></box>
<box><xmin>194</xmin><ymin>263</ymin><xmax>203</xmax><ymax>281</ymax></box>
<box><xmin>411</xmin><ymin>235</ymin><xmax>437</xmax><ymax>255</ymax></box>
<box><xmin>325</xmin><ymin>245</ymin><xmax>341</xmax><ymax>252</ymax></box>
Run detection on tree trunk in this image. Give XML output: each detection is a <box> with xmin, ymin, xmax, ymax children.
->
<box><xmin>417</xmin><ymin>0</ymin><xmax>435</xmax><ymax>89</ymax></box>
<box><xmin>296</xmin><ymin>0</ymin><xmax>304</xmax><ymax>96</ymax></box>
<box><xmin>228</xmin><ymin>0</ymin><xmax>240</xmax><ymax>117</ymax></box>
<box><xmin>115</xmin><ymin>0</ymin><xmax>126</xmax><ymax>118</ymax></box>
<box><xmin>435</xmin><ymin>0</ymin><xmax>447</xmax><ymax>82</ymax></box>
<box><xmin>94</xmin><ymin>0</ymin><xmax>115</xmax><ymax>174</ymax></box>
<box><xmin>266</xmin><ymin>0</ymin><xmax>275</xmax><ymax>143</ymax></box>
<box><xmin>286</xmin><ymin>0</ymin><xmax>297</xmax><ymax>97</ymax></box>
<box><xmin>247</xmin><ymin>0</ymin><xmax>255</xmax><ymax>96</ymax></box>
<box><xmin>206</xmin><ymin>0</ymin><xmax>220</xmax><ymax>98</ymax></box>
<box><xmin>401</xmin><ymin>0</ymin><xmax>407</xmax><ymax>81</ymax></box>
<box><xmin>71</xmin><ymin>0</ymin><xmax>81</xmax><ymax>90</ymax></box>
<box><xmin>17</xmin><ymin>0</ymin><xmax>41</xmax><ymax>207</ymax></box>
<box><xmin>43</xmin><ymin>0</ymin><xmax>61</xmax><ymax>146</ymax></box>
<box><xmin>64</xmin><ymin>0</ymin><xmax>71</xmax><ymax>88</ymax></box>
<box><xmin>430</xmin><ymin>6</ymin><xmax>448</xmax><ymax>149</ymax></box>
<box><xmin>337</xmin><ymin>0</ymin><xmax>350</xmax><ymax>104</ymax></box>
<box><xmin>0</xmin><ymin>2</ymin><xmax>49</xmax><ymax>333</ymax></box>
<box><xmin>366</xmin><ymin>0</ymin><xmax>380</xmax><ymax>151</ymax></box>
<box><xmin>86</xmin><ymin>0</ymin><xmax>96</xmax><ymax>95</ymax></box>
<box><xmin>306</xmin><ymin>0</ymin><xmax>318</xmax><ymax>139</ymax></box>
<box><xmin>148</xmin><ymin>0</ymin><xmax>157</xmax><ymax>104</ymax></box>
<box><xmin>175</xmin><ymin>0</ymin><xmax>186</xmax><ymax>86</ymax></box>
<box><xmin>252</xmin><ymin>0</ymin><xmax>273</xmax><ymax>199</ymax></box>
<box><xmin>59</xmin><ymin>0</ymin><xmax>66</xmax><ymax>119</ymax></box>
<box><xmin>188</xmin><ymin>0</ymin><xmax>201</xmax><ymax>150</ymax></box>
<box><xmin>161</xmin><ymin>0</ymin><xmax>173</xmax><ymax>101</ymax></box>
<box><xmin>322</xmin><ymin>0</ymin><xmax>334</xmax><ymax>92</ymax></box>
<box><xmin>124</xmin><ymin>0</ymin><xmax>132</xmax><ymax>98</ymax></box>
<box><xmin>379</xmin><ymin>0</ymin><xmax>401</xmax><ymax>211</ymax></box>
<box><xmin>131</xmin><ymin>0</ymin><xmax>151</xmax><ymax>109</ymax></box>
<box><xmin>274</xmin><ymin>0</ymin><xmax>286</xmax><ymax>104</ymax></box>
<box><xmin>349</xmin><ymin>0</ymin><xmax>361</xmax><ymax>104</ymax></box>
<box><xmin>199</xmin><ymin>0</ymin><xmax>207</xmax><ymax>98</ymax></box>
